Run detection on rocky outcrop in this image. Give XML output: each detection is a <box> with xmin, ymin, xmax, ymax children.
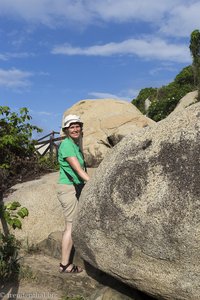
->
<box><xmin>72</xmin><ymin>102</ymin><xmax>200</xmax><ymax>300</ymax></box>
<box><xmin>62</xmin><ymin>99</ymin><xmax>155</xmax><ymax>167</ymax></box>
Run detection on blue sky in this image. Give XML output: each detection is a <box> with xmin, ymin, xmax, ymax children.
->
<box><xmin>0</xmin><ymin>0</ymin><xmax>200</xmax><ymax>137</ymax></box>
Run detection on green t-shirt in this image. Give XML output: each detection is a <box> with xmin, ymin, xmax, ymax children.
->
<box><xmin>58</xmin><ymin>137</ymin><xmax>85</xmax><ymax>185</ymax></box>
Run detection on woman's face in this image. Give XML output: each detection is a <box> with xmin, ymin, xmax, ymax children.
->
<box><xmin>68</xmin><ymin>122</ymin><xmax>82</xmax><ymax>140</ymax></box>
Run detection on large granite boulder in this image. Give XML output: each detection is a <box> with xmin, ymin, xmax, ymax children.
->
<box><xmin>72</xmin><ymin>102</ymin><xmax>200</xmax><ymax>300</ymax></box>
<box><xmin>62</xmin><ymin>99</ymin><xmax>155</xmax><ymax>167</ymax></box>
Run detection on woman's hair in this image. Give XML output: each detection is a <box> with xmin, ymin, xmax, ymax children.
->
<box><xmin>62</xmin><ymin>127</ymin><xmax>70</xmax><ymax>137</ymax></box>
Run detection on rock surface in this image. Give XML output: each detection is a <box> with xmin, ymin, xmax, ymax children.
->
<box><xmin>72</xmin><ymin>102</ymin><xmax>200</xmax><ymax>300</ymax></box>
<box><xmin>2</xmin><ymin>172</ymin><xmax>64</xmax><ymax>246</ymax></box>
<box><xmin>62</xmin><ymin>99</ymin><xmax>155</xmax><ymax>166</ymax></box>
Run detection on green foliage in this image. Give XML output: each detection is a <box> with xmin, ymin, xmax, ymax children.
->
<box><xmin>0</xmin><ymin>232</ymin><xmax>20</xmax><ymax>281</ymax></box>
<box><xmin>0</xmin><ymin>106</ymin><xmax>36</xmax><ymax>281</ymax></box>
<box><xmin>148</xmin><ymin>82</ymin><xmax>193</xmax><ymax>121</ymax></box>
<box><xmin>0</xmin><ymin>106</ymin><xmax>59</xmax><ymax>282</ymax></box>
<box><xmin>0</xmin><ymin>106</ymin><xmax>43</xmax><ymax>194</ymax></box>
<box><xmin>148</xmin><ymin>97</ymin><xmax>177</xmax><ymax>122</ymax></box>
<box><xmin>0</xmin><ymin>106</ymin><xmax>42</xmax><ymax>168</ymax></box>
<box><xmin>190</xmin><ymin>29</ymin><xmax>200</xmax><ymax>100</ymax></box>
<box><xmin>0</xmin><ymin>201</ymin><xmax>29</xmax><ymax>281</ymax></box>
<box><xmin>174</xmin><ymin>65</ymin><xmax>194</xmax><ymax>86</ymax></box>
<box><xmin>132</xmin><ymin>31</ymin><xmax>200</xmax><ymax>121</ymax></box>
<box><xmin>190</xmin><ymin>29</ymin><xmax>200</xmax><ymax>66</ymax></box>
<box><xmin>38</xmin><ymin>155</ymin><xmax>59</xmax><ymax>171</ymax></box>
<box><xmin>0</xmin><ymin>201</ymin><xmax>29</xmax><ymax>229</ymax></box>
<box><xmin>132</xmin><ymin>87</ymin><xmax>157</xmax><ymax>113</ymax></box>
<box><xmin>133</xmin><ymin>64</ymin><xmax>197</xmax><ymax>121</ymax></box>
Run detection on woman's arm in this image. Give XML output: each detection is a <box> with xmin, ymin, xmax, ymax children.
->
<box><xmin>66</xmin><ymin>156</ymin><xmax>90</xmax><ymax>182</ymax></box>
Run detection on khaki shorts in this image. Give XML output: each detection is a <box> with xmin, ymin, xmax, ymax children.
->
<box><xmin>57</xmin><ymin>184</ymin><xmax>78</xmax><ymax>223</ymax></box>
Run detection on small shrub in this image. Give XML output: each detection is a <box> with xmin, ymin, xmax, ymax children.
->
<box><xmin>0</xmin><ymin>232</ymin><xmax>20</xmax><ymax>280</ymax></box>
<box><xmin>0</xmin><ymin>106</ymin><xmax>43</xmax><ymax>194</ymax></box>
<box><xmin>38</xmin><ymin>155</ymin><xmax>59</xmax><ymax>172</ymax></box>
<box><xmin>1</xmin><ymin>201</ymin><xmax>29</xmax><ymax>229</ymax></box>
<box><xmin>0</xmin><ymin>201</ymin><xmax>29</xmax><ymax>282</ymax></box>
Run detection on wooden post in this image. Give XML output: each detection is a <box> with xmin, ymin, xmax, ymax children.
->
<box><xmin>49</xmin><ymin>131</ymin><xmax>54</xmax><ymax>161</ymax></box>
<box><xmin>34</xmin><ymin>131</ymin><xmax>63</xmax><ymax>157</ymax></box>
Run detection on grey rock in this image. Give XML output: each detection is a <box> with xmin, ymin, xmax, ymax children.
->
<box><xmin>72</xmin><ymin>103</ymin><xmax>200</xmax><ymax>300</ymax></box>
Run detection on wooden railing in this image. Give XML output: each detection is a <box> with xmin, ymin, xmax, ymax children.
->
<box><xmin>34</xmin><ymin>131</ymin><xmax>65</xmax><ymax>159</ymax></box>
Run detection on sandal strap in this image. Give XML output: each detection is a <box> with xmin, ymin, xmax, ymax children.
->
<box><xmin>70</xmin><ymin>264</ymin><xmax>78</xmax><ymax>273</ymax></box>
<box><xmin>59</xmin><ymin>262</ymin><xmax>82</xmax><ymax>273</ymax></box>
<box><xmin>59</xmin><ymin>262</ymin><xmax>71</xmax><ymax>272</ymax></box>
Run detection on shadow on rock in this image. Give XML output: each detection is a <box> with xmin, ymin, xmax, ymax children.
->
<box><xmin>84</xmin><ymin>260</ymin><xmax>156</xmax><ymax>300</ymax></box>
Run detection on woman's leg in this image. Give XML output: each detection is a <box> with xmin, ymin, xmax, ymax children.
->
<box><xmin>60</xmin><ymin>221</ymin><xmax>82</xmax><ymax>272</ymax></box>
<box><xmin>61</xmin><ymin>222</ymin><xmax>73</xmax><ymax>266</ymax></box>
<box><xmin>57</xmin><ymin>184</ymin><xmax>82</xmax><ymax>272</ymax></box>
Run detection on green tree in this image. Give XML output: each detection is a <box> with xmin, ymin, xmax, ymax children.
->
<box><xmin>189</xmin><ymin>29</ymin><xmax>200</xmax><ymax>100</ymax></box>
<box><xmin>132</xmin><ymin>87</ymin><xmax>157</xmax><ymax>113</ymax></box>
<box><xmin>0</xmin><ymin>106</ymin><xmax>42</xmax><ymax>167</ymax></box>
<box><xmin>132</xmin><ymin>31</ymin><xmax>200</xmax><ymax>121</ymax></box>
<box><xmin>0</xmin><ymin>106</ymin><xmax>38</xmax><ymax>281</ymax></box>
<box><xmin>147</xmin><ymin>81</ymin><xmax>193</xmax><ymax>121</ymax></box>
<box><xmin>174</xmin><ymin>65</ymin><xmax>194</xmax><ymax>86</ymax></box>
<box><xmin>0</xmin><ymin>106</ymin><xmax>42</xmax><ymax>194</ymax></box>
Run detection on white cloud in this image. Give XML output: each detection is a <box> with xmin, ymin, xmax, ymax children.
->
<box><xmin>0</xmin><ymin>52</ymin><xmax>34</xmax><ymax>61</ymax></box>
<box><xmin>0</xmin><ymin>0</ymin><xmax>91</xmax><ymax>26</ymax></box>
<box><xmin>88</xmin><ymin>92</ymin><xmax>121</xmax><ymax>99</ymax></box>
<box><xmin>88</xmin><ymin>88</ymin><xmax>139</xmax><ymax>101</ymax></box>
<box><xmin>29</xmin><ymin>109</ymin><xmax>52</xmax><ymax>116</ymax></box>
<box><xmin>0</xmin><ymin>0</ymin><xmax>198</xmax><ymax>39</ymax></box>
<box><xmin>37</xmin><ymin>111</ymin><xmax>52</xmax><ymax>116</ymax></box>
<box><xmin>52</xmin><ymin>37</ymin><xmax>191</xmax><ymax>63</ymax></box>
<box><xmin>160</xmin><ymin>2</ymin><xmax>200</xmax><ymax>37</ymax></box>
<box><xmin>0</xmin><ymin>68</ymin><xmax>33</xmax><ymax>88</ymax></box>
<box><xmin>89</xmin><ymin>0</ymin><xmax>176</xmax><ymax>23</ymax></box>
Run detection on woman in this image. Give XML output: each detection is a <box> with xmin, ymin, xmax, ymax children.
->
<box><xmin>57</xmin><ymin>114</ymin><xmax>89</xmax><ymax>273</ymax></box>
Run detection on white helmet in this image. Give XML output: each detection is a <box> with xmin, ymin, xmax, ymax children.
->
<box><xmin>62</xmin><ymin>114</ymin><xmax>83</xmax><ymax>129</ymax></box>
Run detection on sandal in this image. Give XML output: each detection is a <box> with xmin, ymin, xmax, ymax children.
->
<box><xmin>59</xmin><ymin>262</ymin><xmax>83</xmax><ymax>273</ymax></box>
